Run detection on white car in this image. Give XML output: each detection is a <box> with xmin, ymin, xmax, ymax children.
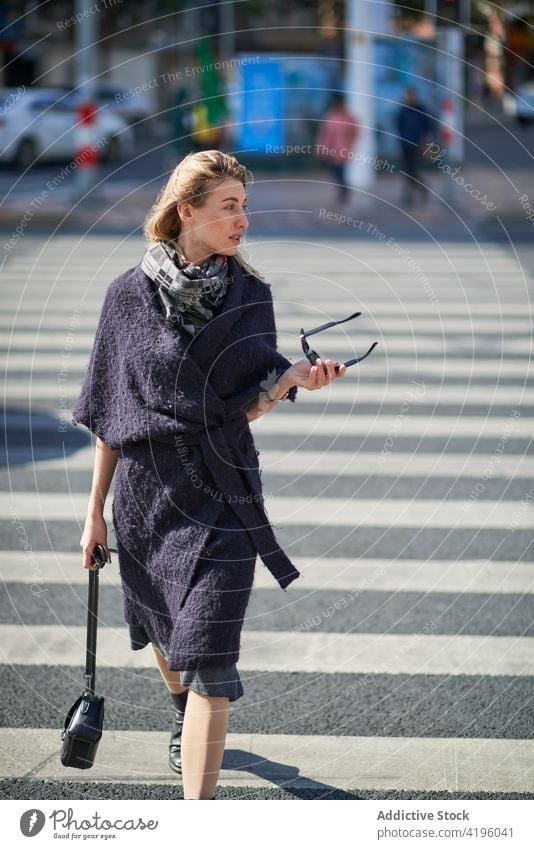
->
<box><xmin>91</xmin><ymin>82</ymin><xmax>153</xmax><ymax>127</ymax></box>
<box><xmin>502</xmin><ymin>80</ymin><xmax>534</xmax><ymax>125</ymax></box>
<box><xmin>516</xmin><ymin>81</ymin><xmax>534</xmax><ymax>125</ymax></box>
<box><xmin>0</xmin><ymin>87</ymin><xmax>135</xmax><ymax>169</ymax></box>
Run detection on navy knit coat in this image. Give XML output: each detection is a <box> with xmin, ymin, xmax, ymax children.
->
<box><xmin>71</xmin><ymin>254</ymin><xmax>301</xmax><ymax>670</ymax></box>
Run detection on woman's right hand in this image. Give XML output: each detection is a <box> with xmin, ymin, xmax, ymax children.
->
<box><xmin>281</xmin><ymin>357</ymin><xmax>347</xmax><ymax>392</ymax></box>
<box><xmin>80</xmin><ymin>514</ymin><xmax>109</xmax><ymax>570</ymax></box>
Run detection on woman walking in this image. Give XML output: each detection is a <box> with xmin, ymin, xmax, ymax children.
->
<box><xmin>72</xmin><ymin>150</ymin><xmax>347</xmax><ymax>800</ymax></box>
<box><xmin>315</xmin><ymin>92</ymin><xmax>360</xmax><ymax>205</ymax></box>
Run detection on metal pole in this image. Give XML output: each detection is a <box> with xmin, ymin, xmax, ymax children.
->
<box><xmin>73</xmin><ymin>0</ymin><xmax>98</xmax><ymax>200</ymax></box>
<box><xmin>344</xmin><ymin>0</ymin><xmax>375</xmax><ymax>189</ymax></box>
<box><xmin>425</xmin><ymin>0</ymin><xmax>437</xmax><ymax>24</ymax></box>
<box><xmin>220</xmin><ymin>1</ymin><xmax>235</xmax><ymax>61</ymax></box>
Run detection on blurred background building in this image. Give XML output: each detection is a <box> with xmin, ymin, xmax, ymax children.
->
<box><xmin>0</xmin><ymin>1</ymin><xmax>532</xmax><ymax>182</ymax></box>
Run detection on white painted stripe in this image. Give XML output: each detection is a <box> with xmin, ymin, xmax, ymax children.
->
<box><xmin>2</xmin><ymin>299</ymin><xmax>532</xmax><ymax>315</ymax></box>
<box><xmin>2</xmin><ymin>728</ymin><xmax>532</xmax><ymax>792</ymax></box>
<box><xmin>0</xmin><ymin>626</ymin><xmax>531</xmax><ymax>676</ymax></box>
<box><xmin>0</xmin><ymin>333</ymin><xmax>97</xmax><ymax>348</ymax></box>
<box><xmin>3</xmin><ymin>727</ymin><xmax>533</xmax><ymax>792</ymax></box>
<box><xmin>1</xmin><ymin>334</ymin><xmax>533</xmax><ymax>356</ymax></box>
<box><xmin>3</xmin><ymin>359</ymin><xmax>531</xmax><ymax>379</ymax></box>
<box><xmin>0</xmin><ymin>358</ymin><xmax>534</xmax><ymax>380</ymax></box>
<box><xmin>4</xmin><ymin>254</ymin><xmax>525</xmax><ymax>266</ymax></box>
<box><xmin>3</xmin><ymin>344</ymin><xmax>534</xmax><ymax>369</ymax></box>
<box><xmin>252</xmin><ymin>413</ymin><xmax>531</xmax><ymax>438</ymax></box>
<box><xmin>14</xmin><ymin>278</ymin><xmax>524</xmax><ymax>289</ymax></box>
<box><xmin>254</xmin><ymin>558</ymin><xmax>534</xmax><ymax>595</ymax></box>
<box><xmin>19</xmin><ymin>445</ymin><xmax>534</xmax><ymax>478</ymax></box>
<box><xmin>4</xmin><ymin>258</ymin><xmax>525</xmax><ymax>269</ymax></box>
<box><xmin>5</xmin><ymin>384</ymin><xmax>531</xmax><ymax>405</ymax></box>
<box><xmin>263</xmin><ymin>317</ymin><xmax>532</xmax><ymax>335</ymax></box>
<box><xmin>2</xmin><ymin>252</ymin><xmax>527</xmax><ymax>264</ymax></box>
<box><xmin>8</xmin><ymin>272</ymin><xmax>526</xmax><ymax>286</ymax></box>
<box><xmin>4</xmin><ymin>492</ymin><xmax>534</xmax><ymax>528</ymax></box>
<box><xmin>243</xmin><ymin>632</ymin><xmax>534</xmax><ymax>676</ymax></box>
<box><xmin>4</xmin><ymin>282</ymin><xmax>532</xmax><ymax>298</ymax></box>
<box><xmin>282</xmin><ymin>384</ymin><xmax>533</xmax><ymax>404</ymax></box>
<box><xmin>5</xmin><ymin>238</ymin><xmax>519</xmax><ymax>253</ymax></box>
<box><xmin>257</xmin><ymin>450</ymin><xmax>533</xmax><ymax>479</ymax></box>
<box><xmin>0</xmin><ymin>244</ymin><xmax>527</xmax><ymax>257</ymax></box>
<box><xmin>2</xmin><ymin>551</ymin><xmax>532</xmax><ymax>595</ymax></box>
<box><xmin>6</xmin><ymin>384</ymin><xmax>534</xmax><ymax>408</ymax></box>
<box><xmin>4</xmin><ymin>410</ymin><xmax>531</xmax><ymax>440</ymax></box>
<box><xmin>5</xmin><ymin>263</ymin><xmax>526</xmax><ymax>274</ymax></box>
<box><xmin>0</xmin><ymin>316</ymin><xmax>531</xmax><ymax>332</ymax></box>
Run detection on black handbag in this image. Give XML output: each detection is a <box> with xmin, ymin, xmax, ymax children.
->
<box><xmin>60</xmin><ymin>543</ymin><xmax>117</xmax><ymax>769</ymax></box>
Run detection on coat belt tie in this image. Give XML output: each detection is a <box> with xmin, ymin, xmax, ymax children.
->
<box><xmin>150</xmin><ymin>413</ymin><xmax>301</xmax><ymax>593</ymax></box>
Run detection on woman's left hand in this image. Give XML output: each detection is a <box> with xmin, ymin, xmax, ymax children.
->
<box><xmin>281</xmin><ymin>357</ymin><xmax>347</xmax><ymax>392</ymax></box>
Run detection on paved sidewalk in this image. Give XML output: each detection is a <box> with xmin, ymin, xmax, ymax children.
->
<box><xmin>3</xmin><ymin>729</ymin><xmax>533</xmax><ymax>795</ymax></box>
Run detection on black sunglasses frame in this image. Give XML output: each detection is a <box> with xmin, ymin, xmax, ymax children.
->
<box><xmin>300</xmin><ymin>311</ymin><xmax>378</xmax><ymax>373</ymax></box>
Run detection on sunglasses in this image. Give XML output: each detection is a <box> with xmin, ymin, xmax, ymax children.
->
<box><xmin>300</xmin><ymin>311</ymin><xmax>378</xmax><ymax>374</ymax></box>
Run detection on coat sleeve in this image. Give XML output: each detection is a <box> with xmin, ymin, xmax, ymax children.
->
<box><xmin>70</xmin><ymin>275</ymin><xmax>162</xmax><ymax>450</ymax></box>
<box><xmin>262</xmin><ymin>282</ymin><xmax>298</xmax><ymax>402</ymax></box>
<box><xmin>71</xmin><ymin>280</ymin><xmax>123</xmax><ymax>449</ymax></box>
<box><xmin>233</xmin><ymin>279</ymin><xmax>298</xmax><ymax>412</ymax></box>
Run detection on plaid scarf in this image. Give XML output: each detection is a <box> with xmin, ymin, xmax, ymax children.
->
<box><xmin>140</xmin><ymin>239</ymin><xmax>231</xmax><ymax>337</ymax></box>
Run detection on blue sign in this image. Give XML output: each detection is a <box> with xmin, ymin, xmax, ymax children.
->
<box><xmin>238</xmin><ymin>59</ymin><xmax>284</xmax><ymax>151</ymax></box>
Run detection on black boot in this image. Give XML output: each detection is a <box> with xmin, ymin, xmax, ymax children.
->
<box><xmin>169</xmin><ymin>690</ymin><xmax>188</xmax><ymax>774</ymax></box>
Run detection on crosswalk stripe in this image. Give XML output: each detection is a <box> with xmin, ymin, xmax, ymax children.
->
<box><xmin>4</xmin><ymin>344</ymin><xmax>534</xmax><ymax>367</ymax></box>
<box><xmin>252</xmin><ymin>413</ymin><xmax>530</xmax><ymax>437</ymax></box>
<box><xmin>1</xmin><ymin>626</ymin><xmax>532</xmax><ymax>676</ymax></box>
<box><xmin>4</xmin><ymin>264</ymin><xmax>527</xmax><ymax>275</ymax></box>
<box><xmin>2</xmin><ymin>295</ymin><xmax>532</xmax><ymax>313</ymax></box>
<box><xmin>5</xmin><ymin>410</ymin><xmax>531</xmax><ymax>439</ymax></box>
<box><xmin>257</xmin><ymin>450</ymin><xmax>533</xmax><ymax>477</ymax></box>
<box><xmin>3</xmin><ymin>360</ymin><xmax>532</xmax><ymax>378</ymax></box>
<box><xmin>4</xmin><ymin>385</ymin><xmax>531</xmax><ymax>406</ymax></box>
<box><xmin>2</xmin><ymin>551</ymin><xmax>532</xmax><ymax>594</ymax></box>
<box><xmin>4</xmin><ymin>354</ymin><xmax>526</xmax><ymax>372</ymax></box>
<box><xmin>3</xmin><ymin>234</ymin><xmax>532</xmax><ymax>800</ymax></box>
<box><xmin>7</xmin><ymin>385</ymin><xmax>532</xmax><ymax>409</ymax></box>
<box><xmin>5</xmin><ymin>369</ymin><xmax>530</xmax><ymax>388</ymax></box>
<box><xmin>3</xmin><ymin>274</ymin><xmax>529</xmax><ymax>289</ymax></box>
<box><xmin>9</xmin><ymin>285</ymin><xmax>527</xmax><ymax>296</ymax></box>
<box><xmin>1</xmin><ymin>728</ymin><xmax>532</xmax><ymax>792</ymax></box>
<box><xmin>4</xmin><ymin>254</ymin><xmax>526</xmax><ymax>265</ymax></box>
<box><xmin>4</xmin><ymin>492</ymin><xmax>534</xmax><ymax>528</ymax></box>
<box><xmin>4</xmin><ymin>238</ymin><xmax>520</xmax><ymax>253</ymax></box>
<box><xmin>1</xmin><ymin>315</ymin><xmax>531</xmax><ymax>332</ymax></box>
<box><xmin>19</xmin><ymin>446</ymin><xmax>533</xmax><ymax>477</ymax></box>
<box><xmin>2</xmin><ymin>336</ymin><xmax>533</xmax><ymax>357</ymax></box>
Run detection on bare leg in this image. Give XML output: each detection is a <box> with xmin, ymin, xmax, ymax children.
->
<box><xmin>180</xmin><ymin>692</ymin><xmax>229</xmax><ymax>800</ymax></box>
<box><xmin>151</xmin><ymin>643</ymin><xmax>228</xmax><ymax>799</ymax></box>
<box><xmin>151</xmin><ymin>643</ymin><xmax>188</xmax><ymax>694</ymax></box>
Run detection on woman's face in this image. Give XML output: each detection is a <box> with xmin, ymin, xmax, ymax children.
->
<box><xmin>176</xmin><ymin>177</ymin><xmax>249</xmax><ymax>261</ymax></box>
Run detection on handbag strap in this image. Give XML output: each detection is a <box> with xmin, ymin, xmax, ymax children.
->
<box><xmin>83</xmin><ymin>568</ymin><xmax>100</xmax><ymax>695</ymax></box>
<box><xmin>83</xmin><ymin>545</ymin><xmax>117</xmax><ymax>695</ymax></box>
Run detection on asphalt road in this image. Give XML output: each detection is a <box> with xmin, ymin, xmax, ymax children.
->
<box><xmin>0</xmin><ymin>235</ymin><xmax>533</xmax><ymax>800</ymax></box>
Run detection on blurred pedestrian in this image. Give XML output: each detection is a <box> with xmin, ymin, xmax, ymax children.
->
<box><xmin>167</xmin><ymin>84</ymin><xmax>193</xmax><ymax>161</ymax></box>
<box><xmin>190</xmin><ymin>100</ymin><xmax>226</xmax><ymax>152</ymax></box>
<box><xmin>315</xmin><ymin>93</ymin><xmax>360</xmax><ymax>205</ymax></box>
<box><xmin>396</xmin><ymin>87</ymin><xmax>433</xmax><ymax>207</ymax></box>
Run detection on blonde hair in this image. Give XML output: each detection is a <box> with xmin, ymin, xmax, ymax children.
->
<box><xmin>143</xmin><ymin>149</ymin><xmax>265</xmax><ymax>281</ymax></box>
